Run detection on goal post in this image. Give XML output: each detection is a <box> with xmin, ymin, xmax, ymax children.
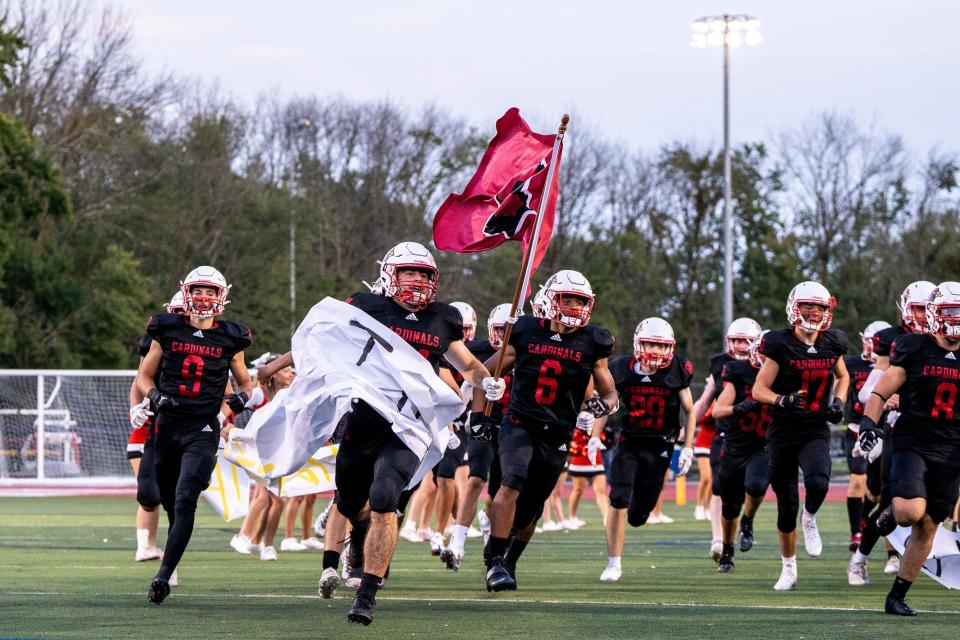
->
<box><xmin>0</xmin><ymin>370</ymin><xmax>137</xmax><ymax>486</ymax></box>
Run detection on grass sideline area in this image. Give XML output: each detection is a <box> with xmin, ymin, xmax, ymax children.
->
<box><xmin>1</xmin><ymin>497</ymin><xmax>956</xmax><ymax>639</ymax></box>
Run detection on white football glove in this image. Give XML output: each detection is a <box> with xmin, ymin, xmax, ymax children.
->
<box><xmin>129</xmin><ymin>398</ymin><xmax>153</xmax><ymax>429</ymax></box>
<box><xmin>575</xmin><ymin>411</ymin><xmax>595</xmax><ymax>433</ymax></box>
<box><xmin>482</xmin><ymin>376</ymin><xmax>506</xmax><ymax>401</ymax></box>
<box><xmin>246</xmin><ymin>386</ymin><xmax>265</xmax><ymax>409</ymax></box>
<box><xmin>587</xmin><ymin>436</ymin><xmax>606</xmax><ymax>465</ymax></box>
<box><xmin>447</xmin><ymin>431</ymin><xmax>461</xmax><ymax>450</ymax></box>
<box><xmin>866</xmin><ymin>437</ymin><xmax>883</xmax><ymax>464</ymax></box>
<box><xmin>678</xmin><ymin>447</ymin><xmax>694</xmax><ymax>476</ymax></box>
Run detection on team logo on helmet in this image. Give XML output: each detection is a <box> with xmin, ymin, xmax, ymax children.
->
<box><xmin>925</xmin><ymin>282</ymin><xmax>960</xmax><ymax>339</ymax></box>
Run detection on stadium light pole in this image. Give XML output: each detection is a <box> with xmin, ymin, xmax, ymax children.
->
<box><xmin>691</xmin><ymin>15</ymin><xmax>762</xmax><ymax>334</ymax></box>
<box><xmin>285</xmin><ymin>117</ymin><xmax>315</xmax><ymax>335</ymax></box>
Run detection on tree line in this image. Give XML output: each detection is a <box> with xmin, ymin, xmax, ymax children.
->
<box><xmin>0</xmin><ymin>1</ymin><xmax>957</xmax><ymax>376</ymax></box>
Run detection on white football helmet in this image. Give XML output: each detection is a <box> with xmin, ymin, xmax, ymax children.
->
<box><xmin>633</xmin><ymin>317</ymin><xmax>675</xmax><ymax>370</ymax></box>
<box><xmin>725</xmin><ymin>317</ymin><xmax>762</xmax><ymax>360</ymax></box>
<box><xmin>531</xmin><ymin>286</ymin><xmax>549</xmax><ymax>319</ymax></box>
<box><xmin>180</xmin><ymin>266</ymin><xmax>230</xmax><ymax>319</ymax></box>
<box><xmin>543</xmin><ymin>270</ymin><xmax>594</xmax><ymax>328</ymax></box>
<box><xmin>785</xmin><ymin>281</ymin><xmax>835</xmax><ymax>332</ymax></box>
<box><xmin>749</xmin><ymin>330</ymin><xmax>769</xmax><ymax>368</ymax></box>
<box><xmin>898</xmin><ymin>280</ymin><xmax>936</xmax><ymax>332</ymax></box>
<box><xmin>165</xmin><ymin>290</ymin><xmax>186</xmax><ymax>314</ymax></box>
<box><xmin>450</xmin><ymin>301</ymin><xmax>477</xmax><ymax>341</ymax></box>
<box><xmin>926</xmin><ymin>282</ymin><xmax>960</xmax><ymax>339</ymax></box>
<box><xmin>374</xmin><ymin>242</ymin><xmax>438</xmax><ymax>310</ymax></box>
<box><xmin>487</xmin><ymin>303</ymin><xmax>513</xmax><ymax>348</ymax></box>
<box><xmin>860</xmin><ymin>320</ymin><xmax>892</xmax><ymax>358</ymax></box>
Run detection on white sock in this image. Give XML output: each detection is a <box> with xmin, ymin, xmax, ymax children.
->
<box><xmin>781</xmin><ymin>555</ymin><xmax>797</xmax><ymax>568</ymax></box>
<box><xmin>136</xmin><ymin>528</ymin><xmax>150</xmax><ymax>550</ymax></box>
<box><xmin>607</xmin><ymin>556</ymin><xmax>621</xmax><ymax>568</ymax></box>
<box><xmin>450</xmin><ymin>524</ymin><xmax>469</xmax><ymax>552</ymax></box>
<box><xmin>710</xmin><ymin>496</ymin><xmax>722</xmax><ymax>539</ymax></box>
<box><xmin>852</xmin><ymin>550</ymin><xmax>869</xmax><ymax>565</ymax></box>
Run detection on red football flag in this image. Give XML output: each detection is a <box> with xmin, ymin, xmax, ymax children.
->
<box><xmin>432</xmin><ymin>108</ymin><xmax>562</xmax><ymax>276</ymax></box>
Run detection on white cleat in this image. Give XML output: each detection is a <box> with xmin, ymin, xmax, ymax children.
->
<box><xmin>657</xmin><ymin>513</ymin><xmax>675</xmax><ymax>524</ymax></box>
<box><xmin>440</xmin><ymin>546</ymin><xmax>462</xmax><ymax>571</ymax></box>
<box><xmin>399</xmin><ymin>524</ymin><xmax>422</xmax><ymax>543</ymax></box>
<box><xmin>345</xmin><ymin>574</ymin><xmax>362</xmax><ymax>589</ymax></box>
<box><xmin>318</xmin><ymin>567</ymin><xmax>340</xmax><ymax>599</ymax></box>
<box><xmin>709</xmin><ymin>539</ymin><xmax>723</xmax><ymax>563</ymax></box>
<box><xmin>260</xmin><ymin>546</ymin><xmax>278</xmax><ymax>561</ymax></box>
<box><xmin>541</xmin><ymin>520</ymin><xmax>563</xmax><ymax>532</ymax></box>
<box><xmin>477</xmin><ymin>510</ymin><xmax>491</xmax><ymax>546</ymax></box>
<box><xmin>313</xmin><ymin>502</ymin><xmax>332</xmax><ymax>538</ymax></box>
<box><xmin>773</xmin><ymin>564</ymin><xmax>797</xmax><ymax>591</ymax></box>
<box><xmin>847</xmin><ymin>557</ymin><xmax>870</xmax><ymax>586</ymax></box>
<box><xmin>801</xmin><ymin>509</ymin><xmax>822</xmax><ymax>557</ymax></box>
<box><xmin>466</xmin><ymin>526</ymin><xmax>483</xmax><ymax>539</ymax></box>
<box><xmin>300</xmin><ymin>537</ymin><xmax>324</xmax><ymax>550</ymax></box>
<box><xmin>429</xmin><ymin>532</ymin><xmax>445</xmax><ymax>556</ymax></box>
<box><xmin>229</xmin><ymin>534</ymin><xmax>254</xmax><ymax>555</ymax></box>
<box><xmin>600</xmin><ymin>565</ymin><xmax>622</xmax><ymax>583</ymax></box>
<box><xmin>135</xmin><ymin>546</ymin><xmax>163</xmax><ymax>562</ymax></box>
<box><xmin>884</xmin><ymin>555</ymin><xmax>901</xmax><ymax>575</ymax></box>
<box><xmin>168</xmin><ymin>568</ymin><xmax>179</xmax><ymax>587</ymax></box>
<box><xmin>280</xmin><ymin>537</ymin><xmax>307</xmax><ymax>552</ymax></box>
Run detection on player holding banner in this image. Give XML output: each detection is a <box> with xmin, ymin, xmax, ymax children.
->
<box><xmin>858</xmin><ymin>281</ymin><xmax>960</xmax><ymax>616</ymax></box>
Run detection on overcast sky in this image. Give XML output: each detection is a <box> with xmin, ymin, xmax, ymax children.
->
<box><xmin>121</xmin><ymin>0</ymin><xmax>958</xmax><ymax>154</ymax></box>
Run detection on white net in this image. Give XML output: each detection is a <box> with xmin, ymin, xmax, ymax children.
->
<box><xmin>0</xmin><ymin>371</ymin><xmax>135</xmax><ymax>481</ymax></box>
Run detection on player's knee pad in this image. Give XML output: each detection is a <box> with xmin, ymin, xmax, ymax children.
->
<box><xmin>721</xmin><ymin>501</ymin><xmax>742</xmax><ymax>521</ymax></box>
<box><xmin>776</xmin><ymin>500</ymin><xmax>799</xmax><ymax>533</ymax></box>
<box><xmin>608</xmin><ymin>485</ymin><xmax>630</xmax><ymax>510</ymax></box>
<box><xmin>711</xmin><ymin>473</ymin><xmax>722</xmax><ymax>497</ymax></box>
<box><xmin>745</xmin><ymin>478</ymin><xmax>768</xmax><ymax>498</ymax></box>
<box><xmin>368</xmin><ymin>473</ymin><xmax>405</xmax><ymax>514</ymax></box>
<box><xmin>137</xmin><ymin>482</ymin><xmax>162</xmax><ymax>510</ymax></box>
<box><xmin>627</xmin><ymin>504</ymin><xmax>649</xmax><ymax>527</ymax></box>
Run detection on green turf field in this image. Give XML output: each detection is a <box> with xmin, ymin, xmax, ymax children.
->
<box><xmin>0</xmin><ymin>497</ymin><xmax>956</xmax><ymax>639</ymax></box>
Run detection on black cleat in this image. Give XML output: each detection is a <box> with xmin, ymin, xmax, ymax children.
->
<box><xmin>485</xmin><ymin>557</ymin><xmax>517</xmax><ymax>592</ymax></box>
<box><xmin>885</xmin><ymin>593</ymin><xmax>918</xmax><ymax>617</ymax></box>
<box><xmin>738</xmin><ymin>521</ymin><xmax>754</xmax><ymax>552</ymax></box>
<box><xmin>718</xmin><ymin>551</ymin><xmax>735</xmax><ymax>573</ymax></box>
<box><xmin>347</xmin><ymin>592</ymin><xmax>376</xmax><ymax>625</ymax></box>
<box><xmin>876</xmin><ymin>507</ymin><xmax>897</xmax><ymax>537</ymax></box>
<box><xmin>147</xmin><ymin>578</ymin><xmax>170</xmax><ymax>605</ymax></box>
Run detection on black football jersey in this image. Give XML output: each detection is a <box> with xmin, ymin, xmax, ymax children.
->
<box><xmin>146</xmin><ymin>313</ymin><xmax>253</xmax><ymax>417</ymax></box>
<box><xmin>708</xmin><ymin>352</ymin><xmax>734</xmax><ymax>401</ymax></box>
<box><xmin>610</xmin><ymin>354</ymin><xmax>694</xmax><ymax>442</ymax></box>
<box><xmin>890</xmin><ymin>333</ymin><xmax>960</xmax><ymax>461</ymax></box>
<box><xmin>505</xmin><ymin>316</ymin><xmax>614</xmax><ymax>430</ymax></box>
<box><xmin>345</xmin><ymin>292</ymin><xmax>463</xmax><ymax>373</ymax></box>
<box><xmin>720</xmin><ymin>360</ymin><xmax>771</xmax><ymax>455</ymax></box>
<box><xmin>759</xmin><ymin>327</ymin><xmax>848</xmax><ymax>440</ymax></box>
<box><xmin>875</xmin><ymin>325</ymin><xmax>909</xmax><ymax>359</ymax></box>
<box><xmin>842</xmin><ymin>355</ymin><xmax>874</xmax><ymax>423</ymax></box>
<box><xmin>137</xmin><ymin>333</ymin><xmax>153</xmax><ymax>358</ymax></box>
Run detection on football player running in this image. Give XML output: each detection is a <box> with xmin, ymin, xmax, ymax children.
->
<box><xmin>259</xmin><ymin>242</ymin><xmax>499</xmax><ymax>625</ymax></box>
<box><xmin>712</xmin><ymin>330</ymin><xmax>771</xmax><ymax>572</ymax></box>
<box><xmin>849</xmin><ymin>281</ymin><xmax>936</xmax><ymax>585</ymax></box>
<box><xmin>128</xmin><ymin>292</ymin><xmax>186</xmax><ymax>564</ymax></box>
<box><xmin>753</xmin><ymin>281</ymin><xmax>849</xmax><ymax>591</ymax></box>
<box><xmin>477</xmin><ymin>270</ymin><xmax>618</xmax><ymax>592</ymax></box>
<box><xmin>842</xmin><ymin>321</ymin><xmax>890</xmax><ymax>553</ymax></box>
<box><xmin>136</xmin><ymin>267</ymin><xmax>255</xmax><ymax>604</ymax></box>
<box><xmin>598</xmin><ymin>317</ymin><xmax>696</xmax><ymax>583</ymax></box>
<box><xmin>693</xmin><ymin>318</ymin><xmax>762</xmax><ymax>559</ymax></box>
<box><xmin>444</xmin><ymin>303</ymin><xmax>514</xmax><ymax>571</ymax></box>
<box><xmin>858</xmin><ymin>282</ymin><xmax>960</xmax><ymax>616</ymax></box>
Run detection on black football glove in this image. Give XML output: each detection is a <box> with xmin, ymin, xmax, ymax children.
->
<box><xmin>826</xmin><ymin>397</ymin><xmax>844</xmax><ymax>424</ymax></box>
<box><xmin>585</xmin><ymin>396</ymin><xmax>612</xmax><ymax>419</ymax></box>
<box><xmin>225</xmin><ymin>392</ymin><xmax>250</xmax><ymax>414</ymax></box>
<box><xmin>147</xmin><ymin>388</ymin><xmax>180</xmax><ymax>413</ymax></box>
<box><xmin>775</xmin><ymin>391</ymin><xmax>805</xmax><ymax>412</ymax></box>
<box><xmin>469</xmin><ymin>412</ymin><xmax>492</xmax><ymax>442</ymax></box>
<box><xmin>452</xmin><ymin>409</ymin><xmax>470</xmax><ymax>433</ymax></box>
<box><xmin>857</xmin><ymin>416</ymin><xmax>882</xmax><ymax>453</ymax></box>
<box><xmin>732</xmin><ymin>398</ymin><xmax>760</xmax><ymax>416</ymax></box>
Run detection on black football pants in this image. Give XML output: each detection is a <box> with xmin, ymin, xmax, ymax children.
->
<box><xmin>152</xmin><ymin>414</ymin><xmax>219</xmax><ymax>582</ymax></box>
